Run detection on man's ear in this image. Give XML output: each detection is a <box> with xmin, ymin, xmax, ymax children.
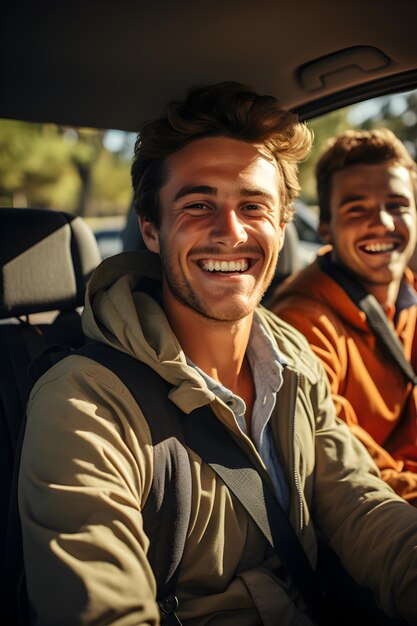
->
<box><xmin>139</xmin><ymin>216</ymin><xmax>160</xmax><ymax>254</ymax></box>
<box><xmin>318</xmin><ymin>221</ymin><xmax>333</xmax><ymax>244</ymax></box>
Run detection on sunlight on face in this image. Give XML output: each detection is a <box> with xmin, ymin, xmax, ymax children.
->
<box><xmin>141</xmin><ymin>136</ymin><xmax>285</xmax><ymax>323</ymax></box>
<box><xmin>323</xmin><ymin>163</ymin><xmax>416</xmax><ymax>293</ymax></box>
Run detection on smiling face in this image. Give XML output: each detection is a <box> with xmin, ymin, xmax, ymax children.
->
<box><xmin>319</xmin><ymin>162</ymin><xmax>417</xmax><ymax>300</ymax></box>
<box><xmin>140</xmin><ymin>136</ymin><xmax>285</xmax><ymax>324</ymax></box>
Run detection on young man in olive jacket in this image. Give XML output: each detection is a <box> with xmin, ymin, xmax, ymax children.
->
<box><xmin>19</xmin><ymin>83</ymin><xmax>417</xmax><ymax>625</ymax></box>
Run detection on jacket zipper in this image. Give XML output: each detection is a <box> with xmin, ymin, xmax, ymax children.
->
<box><xmin>289</xmin><ymin>369</ymin><xmax>303</xmax><ymax>536</ymax></box>
<box><xmin>158</xmin><ymin>593</ymin><xmax>182</xmax><ymax>625</ymax></box>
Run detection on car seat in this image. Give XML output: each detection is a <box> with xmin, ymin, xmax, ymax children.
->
<box><xmin>0</xmin><ymin>207</ymin><xmax>101</xmax><ymax>624</ymax></box>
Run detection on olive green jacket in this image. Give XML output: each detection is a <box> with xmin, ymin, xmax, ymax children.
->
<box><xmin>19</xmin><ymin>251</ymin><xmax>417</xmax><ymax>625</ymax></box>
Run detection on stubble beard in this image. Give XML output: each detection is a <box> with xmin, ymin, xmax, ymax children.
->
<box><xmin>159</xmin><ymin>246</ymin><xmax>277</xmax><ymax>323</ymax></box>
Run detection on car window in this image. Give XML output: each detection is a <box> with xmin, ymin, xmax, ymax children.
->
<box><xmin>289</xmin><ymin>87</ymin><xmax>417</xmax><ymax>259</ymax></box>
<box><xmin>299</xmin><ymin>87</ymin><xmax>417</xmax><ymax>207</ymax></box>
<box><xmin>1</xmin><ymin>87</ymin><xmax>416</xmax><ymax>261</ymax></box>
<box><xmin>0</xmin><ymin>120</ymin><xmax>136</xmax><ymax>258</ymax></box>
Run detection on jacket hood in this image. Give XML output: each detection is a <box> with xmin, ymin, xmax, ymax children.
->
<box><xmin>82</xmin><ymin>250</ymin><xmax>216</xmax><ymax>411</ymax></box>
<box><xmin>82</xmin><ymin>250</ymin><xmax>320</xmax><ymax>410</ymax></box>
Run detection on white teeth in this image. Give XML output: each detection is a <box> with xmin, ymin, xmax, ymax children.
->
<box><xmin>202</xmin><ymin>259</ymin><xmax>249</xmax><ymax>272</ymax></box>
<box><xmin>363</xmin><ymin>242</ymin><xmax>395</xmax><ymax>253</ymax></box>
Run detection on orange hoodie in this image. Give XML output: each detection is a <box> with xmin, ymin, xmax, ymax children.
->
<box><xmin>269</xmin><ymin>253</ymin><xmax>417</xmax><ymax>504</ymax></box>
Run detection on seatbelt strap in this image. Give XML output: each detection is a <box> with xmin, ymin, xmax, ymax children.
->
<box><xmin>318</xmin><ymin>255</ymin><xmax>417</xmax><ymax>386</ymax></box>
<box><xmin>76</xmin><ymin>342</ymin><xmax>190</xmax><ymax>625</ymax></box>
<box><xmin>181</xmin><ymin>403</ymin><xmax>328</xmax><ymax>622</ymax></box>
<box><xmin>76</xmin><ymin>342</ymin><xmax>329</xmax><ymax>624</ymax></box>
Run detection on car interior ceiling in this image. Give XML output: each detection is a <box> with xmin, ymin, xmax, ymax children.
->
<box><xmin>2</xmin><ymin>1</ymin><xmax>417</xmax><ymax>130</ymax></box>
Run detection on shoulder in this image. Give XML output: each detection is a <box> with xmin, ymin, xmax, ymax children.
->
<box><xmin>28</xmin><ymin>350</ymin><xmax>154</xmax><ymax>445</ymax></box>
<box><xmin>24</xmin><ymin>350</ymin><xmax>155</xmax><ymax>505</ymax></box>
<box><xmin>268</xmin><ymin>262</ymin><xmax>360</xmax><ymax>339</ymax></box>
<box><xmin>270</xmin><ymin>259</ymin><xmax>333</xmax><ymax>311</ymax></box>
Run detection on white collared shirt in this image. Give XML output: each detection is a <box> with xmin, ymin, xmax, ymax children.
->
<box><xmin>187</xmin><ymin>315</ymin><xmax>290</xmax><ymax>511</ymax></box>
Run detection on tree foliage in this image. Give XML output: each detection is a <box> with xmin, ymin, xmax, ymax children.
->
<box><xmin>299</xmin><ymin>108</ymin><xmax>352</xmax><ymax>204</ymax></box>
<box><xmin>0</xmin><ymin>120</ymin><xmax>133</xmax><ymax>216</ymax></box>
<box><xmin>298</xmin><ymin>88</ymin><xmax>417</xmax><ymax>207</ymax></box>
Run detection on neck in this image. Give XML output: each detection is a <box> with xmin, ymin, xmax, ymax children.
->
<box><xmin>330</xmin><ymin>256</ymin><xmax>402</xmax><ymax>309</ymax></box>
<box><xmin>359</xmin><ymin>278</ymin><xmax>401</xmax><ymax>309</ymax></box>
<box><xmin>168</xmin><ymin>304</ymin><xmax>253</xmax><ymax>386</ymax></box>
<box><xmin>163</xmin><ymin>296</ymin><xmax>256</xmax><ymax>424</ymax></box>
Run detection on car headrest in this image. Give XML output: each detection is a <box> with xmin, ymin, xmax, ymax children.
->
<box><xmin>0</xmin><ymin>208</ymin><xmax>101</xmax><ymax>319</ymax></box>
<box><xmin>275</xmin><ymin>220</ymin><xmax>303</xmax><ymax>277</ymax></box>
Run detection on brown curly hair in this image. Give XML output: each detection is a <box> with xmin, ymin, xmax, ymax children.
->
<box><xmin>131</xmin><ymin>81</ymin><xmax>312</xmax><ymax>225</ymax></box>
<box><xmin>316</xmin><ymin>128</ymin><xmax>417</xmax><ymax>224</ymax></box>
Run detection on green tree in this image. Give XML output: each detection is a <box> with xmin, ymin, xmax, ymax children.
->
<box><xmin>298</xmin><ymin>89</ymin><xmax>417</xmax><ymax>207</ymax></box>
<box><xmin>360</xmin><ymin>90</ymin><xmax>417</xmax><ymax>159</ymax></box>
<box><xmin>0</xmin><ymin>119</ymin><xmax>133</xmax><ymax>216</ymax></box>
<box><xmin>0</xmin><ymin>121</ymin><xmax>79</xmax><ymax>210</ymax></box>
<box><xmin>299</xmin><ymin>108</ymin><xmax>352</xmax><ymax>205</ymax></box>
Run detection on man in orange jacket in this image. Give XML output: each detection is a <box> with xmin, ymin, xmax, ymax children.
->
<box><xmin>270</xmin><ymin>128</ymin><xmax>417</xmax><ymax>504</ymax></box>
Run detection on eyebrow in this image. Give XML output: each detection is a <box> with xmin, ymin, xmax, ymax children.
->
<box><xmin>338</xmin><ymin>194</ymin><xmax>366</xmax><ymax>208</ymax></box>
<box><xmin>174</xmin><ymin>185</ymin><xmax>217</xmax><ymax>201</ymax></box>
<box><xmin>338</xmin><ymin>192</ymin><xmax>410</xmax><ymax>209</ymax></box>
<box><xmin>174</xmin><ymin>185</ymin><xmax>275</xmax><ymax>202</ymax></box>
<box><xmin>240</xmin><ymin>187</ymin><xmax>275</xmax><ymax>202</ymax></box>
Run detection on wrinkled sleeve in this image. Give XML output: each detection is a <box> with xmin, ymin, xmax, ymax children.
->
<box><xmin>18</xmin><ymin>355</ymin><xmax>159</xmax><ymax>626</ymax></box>
<box><xmin>310</xmin><ymin>363</ymin><xmax>417</xmax><ymax>624</ymax></box>
<box><xmin>276</xmin><ymin>299</ymin><xmax>417</xmax><ymax>504</ymax></box>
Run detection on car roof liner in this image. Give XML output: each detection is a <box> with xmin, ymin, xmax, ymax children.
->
<box><xmin>2</xmin><ymin>0</ymin><xmax>417</xmax><ymax>130</ymax></box>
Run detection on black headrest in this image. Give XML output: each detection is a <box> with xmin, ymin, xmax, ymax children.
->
<box><xmin>0</xmin><ymin>208</ymin><xmax>101</xmax><ymax>319</ymax></box>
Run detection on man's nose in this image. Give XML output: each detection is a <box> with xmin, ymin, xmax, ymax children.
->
<box><xmin>376</xmin><ymin>205</ymin><xmax>395</xmax><ymax>232</ymax></box>
<box><xmin>210</xmin><ymin>209</ymin><xmax>248</xmax><ymax>246</ymax></box>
